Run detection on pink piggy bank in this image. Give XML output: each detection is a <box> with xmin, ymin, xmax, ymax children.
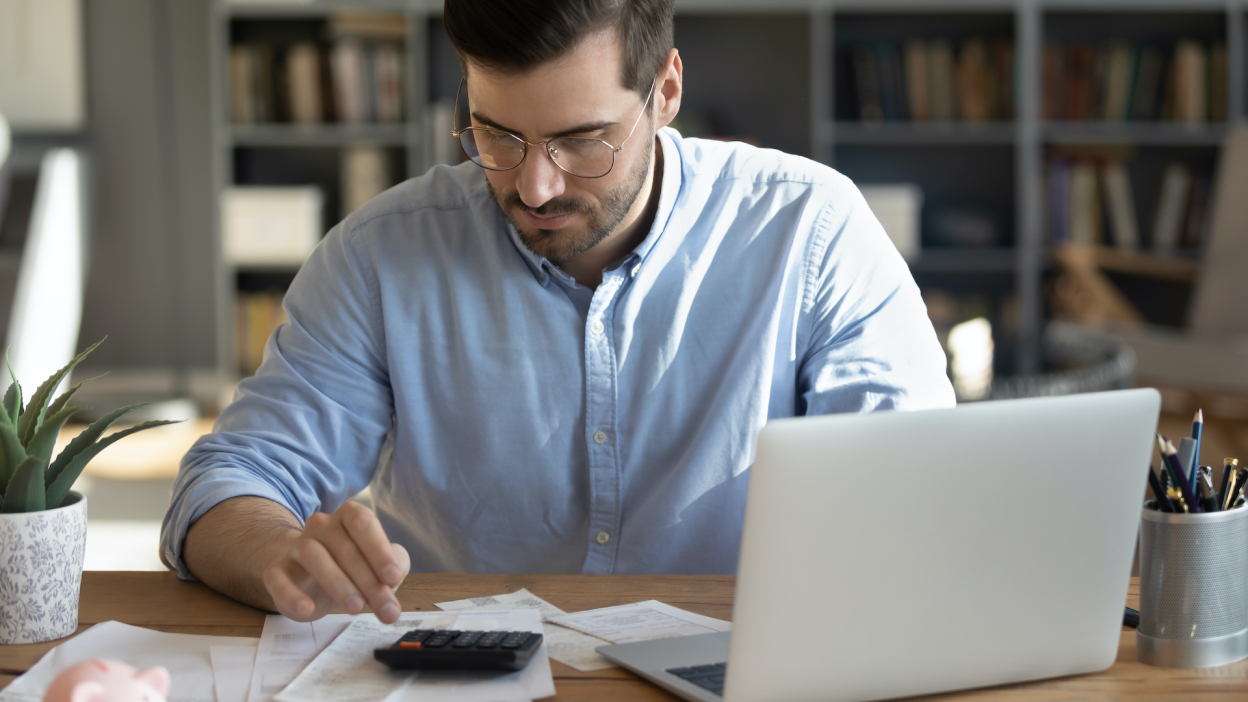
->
<box><xmin>42</xmin><ymin>660</ymin><xmax>170</xmax><ymax>702</ymax></box>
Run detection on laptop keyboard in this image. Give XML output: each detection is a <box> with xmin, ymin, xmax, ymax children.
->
<box><xmin>667</xmin><ymin>662</ymin><xmax>727</xmax><ymax>696</ymax></box>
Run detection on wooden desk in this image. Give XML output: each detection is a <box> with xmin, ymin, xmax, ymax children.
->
<box><xmin>2</xmin><ymin>572</ymin><xmax>1247</xmax><ymax>700</ymax></box>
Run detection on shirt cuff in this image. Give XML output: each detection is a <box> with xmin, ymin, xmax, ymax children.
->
<box><xmin>159</xmin><ymin>467</ymin><xmax>300</xmax><ymax>581</ymax></box>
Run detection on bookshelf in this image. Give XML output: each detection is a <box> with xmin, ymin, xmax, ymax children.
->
<box><xmin>208</xmin><ymin>0</ymin><xmax>1248</xmax><ymax>394</ymax></box>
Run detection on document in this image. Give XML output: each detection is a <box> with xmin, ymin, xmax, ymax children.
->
<box><xmin>246</xmin><ymin>613</ymin><xmax>356</xmax><ymax>702</ymax></box>
<box><xmin>271</xmin><ymin>609</ymin><xmax>555</xmax><ymax>702</ymax></box>
<box><xmin>546</xmin><ymin>600</ymin><xmax>730</xmax><ymax>645</ymax></box>
<box><xmin>436</xmin><ymin>588</ymin><xmax>615</xmax><ymax>671</ymax></box>
<box><xmin>0</xmin><ymin>620</ymin><xmax>257</xmax><ymax>702</ymax></box>
<box><xmin>210</xmin><ymin>645</ymin><xmax>259</xmax><ymax>702</ymax></box>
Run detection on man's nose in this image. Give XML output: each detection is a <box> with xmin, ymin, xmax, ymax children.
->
<box><xmin>515</xmin><ymin>143</ymin><xmax>567</xmax><ymax>209</ymax></box>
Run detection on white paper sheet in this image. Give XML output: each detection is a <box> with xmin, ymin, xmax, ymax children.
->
<box><xmin>245</xmin><ymin>613</ymin><xmax>355</xmax><ymax>702</ymax></box>
<box><xmin>273</xmin><ymin>609</ymin><xmax>554</xmax><ymax>702</ymax></box>
<box><xmin>0</xmin><ymin>621</ymin><xmax>258</xmax><ymax>702</ymax></box>
<box><xmin>210</xmin><ymin>645</ymin><xmax>258</xmax><ymax>702</ymax></box>
<box><xmin>546</xmin><ymin>600</ymin><xmax>730</xmax><ymax>645</ymax></box>
<box><xmin>436</xmin><ymin>588</ymin><xmax>615</xmax><ymax>672</ymax></box>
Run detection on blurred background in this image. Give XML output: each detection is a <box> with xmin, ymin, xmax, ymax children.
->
<box><xmin>1</xmin><ymin>0</ymin><xmax>1247</xmax><ymax>569</ymax></box>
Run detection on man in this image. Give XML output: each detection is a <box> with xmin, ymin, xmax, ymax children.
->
<box><xmin>161</xmin><ymin>0</ymin><xmax>954</xmax><ymax>624</ymax></box>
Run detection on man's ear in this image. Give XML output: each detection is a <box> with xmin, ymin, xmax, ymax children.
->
<box><xmin>653</xmin><ymin>48</ymin><xmax>682</xmax><ymax>130</ymax></box>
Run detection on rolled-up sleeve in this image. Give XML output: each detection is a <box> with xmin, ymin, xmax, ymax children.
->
<box><xmin>797</xmin><ymin>175</ymin><xmax>956</xmax><ymax>415</ymax></box>
<box><xmin>160</xmin><ymin>219</ymin><xmax>395</xmax><ymax>578</ymax></box>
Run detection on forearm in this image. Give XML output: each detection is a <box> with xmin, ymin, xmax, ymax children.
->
<box><xmin>183</xmin><ymin>495</ymin><xmax>303</xmax><ymax>612</ymax></box>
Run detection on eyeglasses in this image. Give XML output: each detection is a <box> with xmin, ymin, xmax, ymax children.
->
<box><xmin>451</xmin><ymin>78</ymin><xmax>655</xmax><ymax>179</ymax></box>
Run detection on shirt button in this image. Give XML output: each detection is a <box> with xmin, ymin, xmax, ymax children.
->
<box><xmin>593</xmin><ymin>430</ymin><xmax>608</xmax><ymax>444</ymax></box>
<box><xmin>591</xmin><ymin>320</ymin><xmax>605</xmax><ymax>335</ymax></box>
<box><xmin>596</xmin><ymin>531</ymin><xmax>610</xmax><ymax>544</ymax></box>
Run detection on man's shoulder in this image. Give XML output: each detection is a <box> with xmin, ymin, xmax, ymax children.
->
<box><xmin>340</xmin><ymin>161</ymin><xmax>492</xmax><ymax>235</ymax></box>
<box><xmin>671</xmin><ymin>131</ymin><xmax>851</xmax><ymax>195</ymax></box>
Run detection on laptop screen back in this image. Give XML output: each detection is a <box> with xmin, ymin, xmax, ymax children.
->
<box><xmin>726</xmin><ymin>389</ymin><xmax>1160</xmax><ymax>702</ymax></box>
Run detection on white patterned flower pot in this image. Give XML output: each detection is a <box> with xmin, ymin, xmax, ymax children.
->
<box><xmin>0</xmin><ymin>491</ymin><xmax>87</xmax><ymax>644</ymax></box>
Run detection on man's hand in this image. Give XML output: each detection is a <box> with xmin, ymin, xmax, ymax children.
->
<box><xmin>262</xmin><ymin>501</ymin><xmax>411</xmax><ymax>623</ymax></box>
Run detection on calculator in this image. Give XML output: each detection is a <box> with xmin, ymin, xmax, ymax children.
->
<box><xmin>373</xmin><ymin>629</ymin><xmax>544</xmax><ymax>671</ymax></box>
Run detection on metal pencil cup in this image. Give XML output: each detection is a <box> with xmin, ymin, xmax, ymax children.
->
<box><xmin>1138</xmin><ymin>503</ymin><xmax>1248</xmax><ymax>668</ymax></box>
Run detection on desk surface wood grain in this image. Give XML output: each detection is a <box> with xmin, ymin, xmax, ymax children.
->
<box><xmin>2</xmin><ymin>572</ymin><xmax>1246</xmax><ymax>700</ymax></box>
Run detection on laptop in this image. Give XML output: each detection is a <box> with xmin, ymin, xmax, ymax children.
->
<box><xmin>598</xmin><ymin>389</ymin><xmax>1161</xmax><ymax>702</ymax></box>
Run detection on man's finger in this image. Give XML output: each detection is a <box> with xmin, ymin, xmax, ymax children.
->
<box><xmin>263</xmin><ymin>561</ymin><xmax>319</xmax><ymax>621</ymax></box>
<box><xmin>288</xmin><ymin>538</ymin><xmax>367</xmax><ymax>615</ymax></box>
<box><xmin>339</xmin><ymin>502</ymin><xmax>404</xmax><ymax>586</ymax></box>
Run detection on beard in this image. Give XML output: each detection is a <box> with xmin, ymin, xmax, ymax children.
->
<box><xmin>487</xmin><ymin>142</ymin><xmax>653</xmax><ymax>266</ymax></box>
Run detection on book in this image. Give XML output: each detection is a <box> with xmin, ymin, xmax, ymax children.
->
<box><xmin>1152</xmin><ymin>163</ymin><xmax>1192</xmax><ymax>254</ymax></box>
<box><xmin>373</xmin><ymin>44</ymin><xmax>404</xmax><ymax>124</ymax></box>
<box><xmin>1100</xmin><ymin>161</ymin><xmax>1139</xmax><ymax>250</ymax></box>
<box><xmin>229</xmin><ymin>45</ymin><xmax>254</xmax><ymax>124</ymax></box>
<box><xmin>1046</xmin><ymin>159</ymin><xmax>1070</xmax><ymax>244</ymax></box>
<box><xmin>1174</xmin><ymin>39</ymin><xmax>1206</xmax><ymax>124</ymax></box>
<box><xmin>852</xmin><ymin>46</ymin><xmax>884</xmax><ymax>122</ymax></box>
<box><xmin>1209</xmin><ymin>42</ymin><xmax>1227</xmax><ymax>122</ymax></box>
<box><xmin>331</xmin><ymin>38</ymin><xmax>366</xmax><ymax>124</ymax></box>
<box><xmin>237</xmin><ymin>291</ymin><xmax>289</xmax><ymax>376</ymax></box>
<box><xmin>1101</xmin><ymin>42</ymin><xmax>1133</xmax><ymax>122</ymax></box>
<box><xmin>992</xmin><ymin>38</ymin><xmax>1014</xmax><ymax>120</ymax></box>
<box><xmin>1129</xmin><ymin>45</ymin><xmax>1163</xmax><ymax>121</ymax></box>
<box><xmin>286</xmin><ymin>42</ymin><xmax>322</xmax><ymax>124</ymax></box>
<box><xmin>1042</xmin><ymin>44</ymin><xmax>1064</xmax><ymax>120</ymax></box>
<box><xmin>328</xmin><ymin>12</ymin><xmax>407</xmax><ymax>40</ymax></box>
<box><xmin>1180</xmin><ymin>175</ymin><xmax>1209</xmax><ymax>250</ymax></box>
<box><xmin>876</xmin><ymin>44</ymin><xmax>907</xmax><ymax>121</ymax></box>
<box><xmin>956</xmin><ymin>38</ymin><xmax>991</xmax><ymax>122</ymax></box>
<box><xmin>1069</xmin><ymin>160</ymin><xmax>1101</xmax><ymax>246</ymax></box>
<box><xmin>927</xmin><ymin>39</ymin><xmax>957</xmax><ymax>122</ymax></box>
<box><xmin>341</xmin><ymin>145</ymin><xmax>391</xmax><ymax>217</ymax></box>
<box><xmin>904</xmin><ymin>40</ymin><xmax>931</xmax><ymax>122</ymax></box>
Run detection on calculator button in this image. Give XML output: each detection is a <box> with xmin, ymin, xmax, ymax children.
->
<box><xmin>452</xmin><ymin>632</ymin><xmax>483</xmax><ymax>648</ymax></box>
<box><xmin>398</xmin><ymin>641</ymin><xmax>422</xmax><ymax>649</ymax></box>
<box><xmin>516</xmin><ymin>634</ymin><xmax>541</xmax><ymax>651</ymax></box>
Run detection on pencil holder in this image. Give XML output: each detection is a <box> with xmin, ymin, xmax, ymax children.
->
<box><xmin>1137</xmin><ymin>503</ymin><xmax>1248</xmax><ymax>668</ymax></box>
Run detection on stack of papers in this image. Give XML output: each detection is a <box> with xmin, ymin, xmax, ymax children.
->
<box><xmin>0</xmin><ymin>592</ymin><xmax>728</xmax><ymax>702</ymax></box>
<box><xmin>0</xmin><ymin>621</ymin><xmax>258</xmax><ymax>702</ymax></box>
<box><xmin>435</xmin><ymin>589</ymin><xmax>730</xmax><ymax>671</ymax></box>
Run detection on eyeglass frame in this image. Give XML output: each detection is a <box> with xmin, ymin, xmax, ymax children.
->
<box><xmin>450</xmin><ymin>77</ymin><xmax>657</xmax><ymax>179</ymax></box>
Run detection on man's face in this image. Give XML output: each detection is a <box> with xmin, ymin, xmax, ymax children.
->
<box><xmin>464</xmin><ymin>32</ymin><xmax>655</xmax><ymax>265</ymax></box>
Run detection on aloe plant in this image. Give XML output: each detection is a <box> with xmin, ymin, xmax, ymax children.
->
<box><xmin>0</xmin><ymin>339</ymin><xmax>181</xmax><ymax>513</ymax></box>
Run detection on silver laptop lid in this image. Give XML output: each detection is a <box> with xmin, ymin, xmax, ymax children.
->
<box><xmin>726</xmin><ymin>389</ymin><xmax>1160</xmax><ymax>702</ymax></box>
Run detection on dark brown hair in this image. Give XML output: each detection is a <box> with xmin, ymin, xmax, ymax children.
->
<box><xmin>443</xmin><ymin>0</ymin><xmax>674</xmax><ymax>96</ymax></box>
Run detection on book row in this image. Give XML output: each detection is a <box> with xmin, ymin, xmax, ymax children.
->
<box><xmin>237</xmin><ymin>291</ymin><xmax>289</xmax><ymax>376</ymax></box>
<box><xmin>230</xmin><ymin>39</ymin><xmax>405</xmax><ymax>125</ymax></box>
<box><xmin>1043</xmin><ymin>40</ymin><xmax>1228</xmax><ymax>124</ymax></box>
<box><xmin>1046</xmin><ymin>158</ymin><xmax>1209</xmax><ymax>254</ymax></box>
<box><xmin>841</xmin><ymin>37</ymin><xmax>1015</xmax><ymax>122</ymax></box>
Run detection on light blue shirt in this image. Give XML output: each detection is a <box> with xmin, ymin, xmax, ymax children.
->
<box><xmin>161</xmin><ymin>128</ymin><xmax>954</xmax><ymax>578</ymax></box>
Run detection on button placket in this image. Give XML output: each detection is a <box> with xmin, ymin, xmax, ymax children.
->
<box><xmin>580</xmin><ymin>271</ymin><xmax>626</xmax><ymax>574</ymax></box>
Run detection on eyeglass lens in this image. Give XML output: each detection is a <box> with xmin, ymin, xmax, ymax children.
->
<box><xmin>458</xmin><ymin>130</ymin><xmax>616</xmax><ymax>178</ymax></box>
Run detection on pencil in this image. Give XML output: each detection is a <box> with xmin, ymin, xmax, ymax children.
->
<box><xmin>1157</xmin><ymin>435</ymin><xmax>1201</xmax><ymax>512</ymax></box>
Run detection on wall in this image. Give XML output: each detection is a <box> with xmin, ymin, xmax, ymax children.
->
<box><xmin>78</xmin><ymin>0</ymin><xmax>215</xmax><ymax>376</ymax></box>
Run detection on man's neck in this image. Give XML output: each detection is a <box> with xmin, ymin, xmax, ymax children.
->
<box><xmin>560</xmin><ymin>138</ymin><xmax>664</xmax><ymax>289</ymax></box>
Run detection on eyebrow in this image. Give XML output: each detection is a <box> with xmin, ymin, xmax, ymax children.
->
<box><xmin>470</xmin><ymin>111</ymin><xmax>619</xmax><ymax>140</ymax></box>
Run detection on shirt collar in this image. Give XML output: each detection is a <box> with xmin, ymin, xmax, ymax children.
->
<box><xmin>500</xmin><ymin>127</ymin><xmax>684</xmax><ymax>286</ymax></box>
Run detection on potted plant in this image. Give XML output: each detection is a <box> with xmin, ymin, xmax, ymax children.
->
<box><xmin>0</xmin><ymin>339</ymin><xmax>179</xmax><ymax>644</ymax></box>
